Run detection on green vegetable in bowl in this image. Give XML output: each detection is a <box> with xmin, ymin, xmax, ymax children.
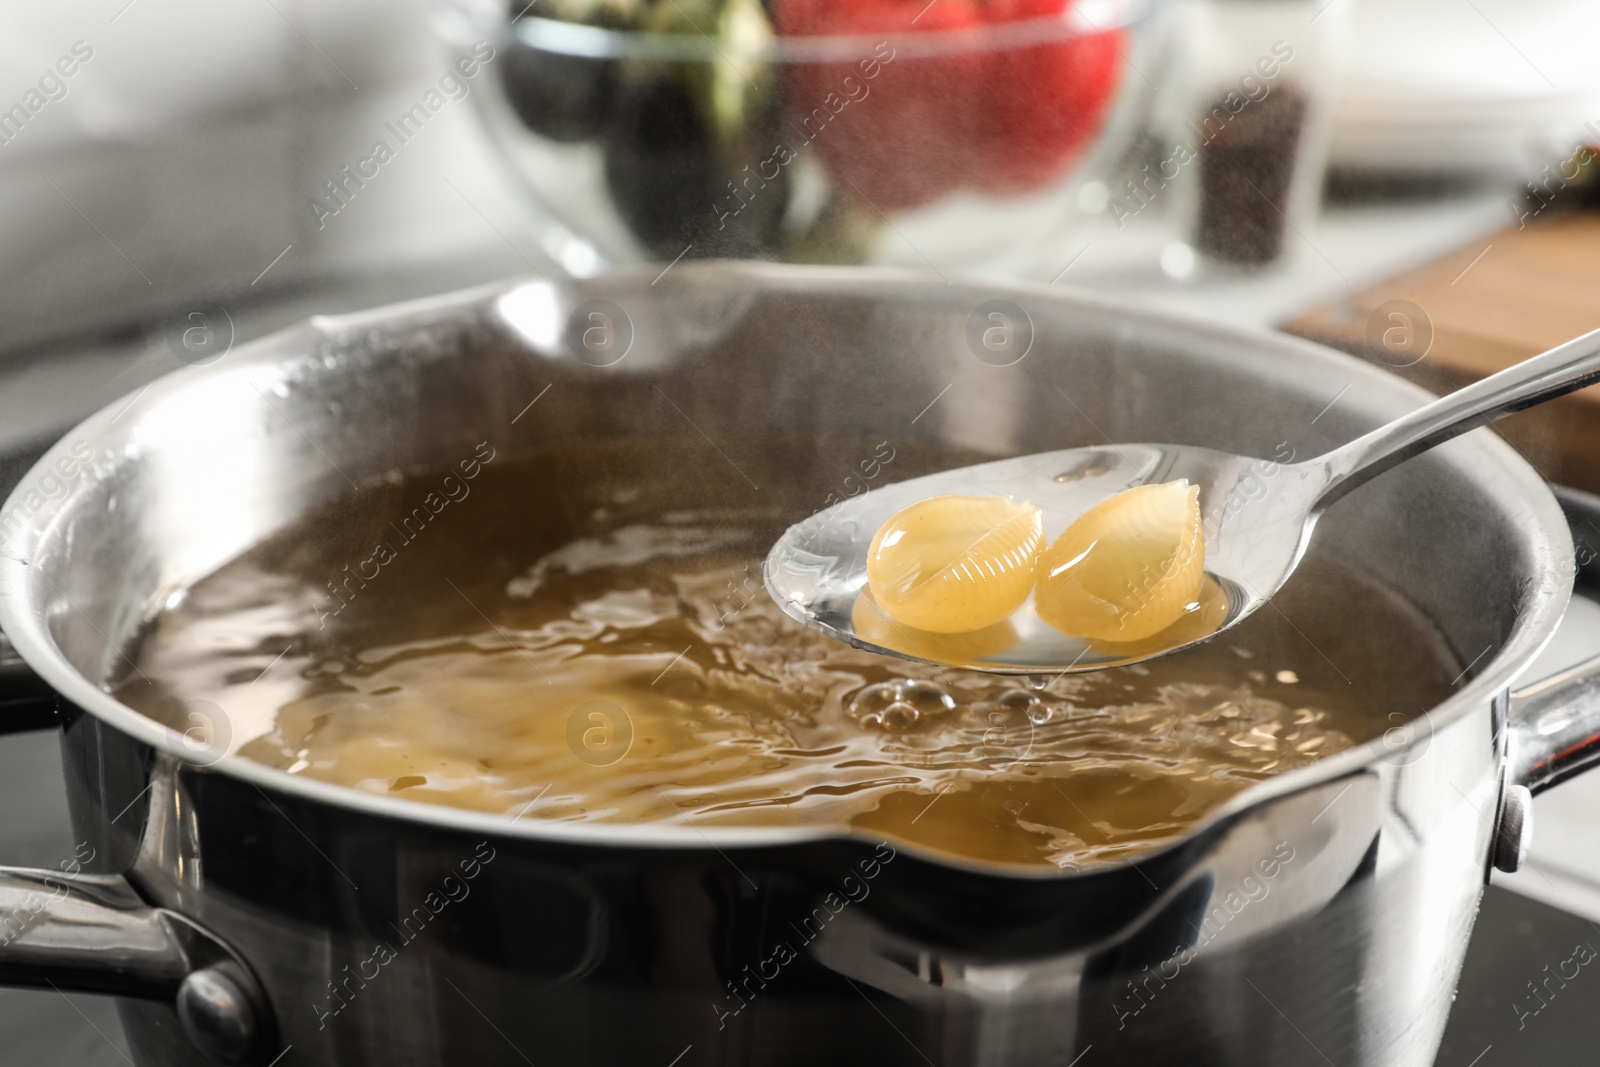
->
<box><xmin>603</xmin><ymin>0</ymin><xmax>792</xmax><ymax>259</ymax></box>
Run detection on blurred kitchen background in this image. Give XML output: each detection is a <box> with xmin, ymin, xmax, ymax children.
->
<box><xmin>3</xmin><ymin>0</ymin><xmax>1597</xmax><ymax>352</ymax></box>
<box><xmin>2</xmin><ymin>0</ymin><xmax>1600</xmax><ymax>1062</ymax></box>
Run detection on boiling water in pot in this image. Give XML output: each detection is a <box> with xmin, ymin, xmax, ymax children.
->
<box><xmin>111</xmin><ymin>440</ymin><xmax>1460</xmax><ymax>870</ymax></box>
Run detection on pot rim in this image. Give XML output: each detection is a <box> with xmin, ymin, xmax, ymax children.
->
<box><xmin>0</xmin><ymin>263</ymin><xmax>1572</xmax><ymax>879</ymax></box>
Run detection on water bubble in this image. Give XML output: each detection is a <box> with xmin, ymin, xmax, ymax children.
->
<box><xmin>901</xmin><ymin>680</ymin><xmax>955</xmax><ymax>714</ymax></box>
<box><xmin>879</xmin><ymin>702</ymin><xmax>919</xmax><ymax>731</ymax></box>
<box><xmin>1026</xmin><ymin>704</ymin><xmax>1058</xmax><ymax>726</ymax></box>
<box><xmin>996</xmin><ymin>689</ymin><xmax>1059</xmax><ymax>726</ymax></box>
<box><xmin>847</xmin><ymin>680</ymin><xmax>955</xmax><ymax>732</ymax></box>
<box><xmin>847</xmin><ymin>683</ymin><xmax>896</xmax><ymax>718</ymax></box>
<box><xmin>998</xmin><ymin>689</ymin><xmax>1040</xmax><ymax>711</ymax></box>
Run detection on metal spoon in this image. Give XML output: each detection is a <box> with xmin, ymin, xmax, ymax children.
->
<box><xmin>764</xmin><ymin>326</ymin><xmax>1600</xmax><ymax>674</ymax></box>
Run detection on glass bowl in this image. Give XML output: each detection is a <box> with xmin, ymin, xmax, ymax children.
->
<box><xmin>435</xmin><ymin>0</ymin><xmax>1165</xmax><ymax>275</ymax></box>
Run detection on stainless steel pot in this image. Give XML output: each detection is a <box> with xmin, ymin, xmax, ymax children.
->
<box><xmin>0</xmin><ymin>263</ymin><xmax>1597</xmax><ymax>1066</ymax></box>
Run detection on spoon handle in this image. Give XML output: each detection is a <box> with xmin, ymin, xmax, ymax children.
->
<box><xmin>1315</xmin><ymin>325</ymin><xmax>1600</xmax><ymax>505</ymax></box>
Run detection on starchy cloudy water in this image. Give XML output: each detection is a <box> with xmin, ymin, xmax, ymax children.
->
<box><xmin>111</xmin><ymin>446</ymin><xmax>1460</xmax><ymax>871</ymax></box>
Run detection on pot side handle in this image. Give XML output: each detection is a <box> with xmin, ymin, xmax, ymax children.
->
<box><xmin>0</xmin><ymin>866</ymin><xmax>275</xmax><ymax>1064</ymax></box>
<box><xmin>1508</xmin><ymin>653</ymin><xmax>1600</xmax><ymax>794</ymax></box>
<box><xmin>1511</xmin><ymin>487</ymin><xmax>1600</xmax><ymax>795</ymax></box>
<box><xmin>0</xmin><ymin>631</ymin><xmax>61</xmax><ymax>733</ymax></box>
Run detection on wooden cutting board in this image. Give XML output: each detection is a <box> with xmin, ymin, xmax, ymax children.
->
<box><xmin>1284</xmin><ymin>212</ymin><xmax>1600</xmax><ymax>492</ymax></box>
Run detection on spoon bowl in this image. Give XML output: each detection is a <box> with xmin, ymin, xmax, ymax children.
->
<box><xmin>765</xmin><ymin>443</ymin><xmax>1327</xmax><ymax>673</ymax></box>
<box><xmin>766</xmin><ymin>324</ymin><xmax>1600</xmax><ymax>673</ymax></box>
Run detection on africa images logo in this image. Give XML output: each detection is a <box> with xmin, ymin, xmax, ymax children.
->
<box><xmin>0</xmin><ymin>41</ymin><xmax>94</xmax><ymax>148</ymax></box>
<box><xmin>310</xmin><ymin>42</ymin><xmax>496</xmax><ymax>229</ymax></box>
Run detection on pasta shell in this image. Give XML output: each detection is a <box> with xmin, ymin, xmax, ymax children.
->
<box><xmin>1087</xmin><ymin>574</ymin><xmax>1229</xmax><ymax>656</ymax></box>
<box><xmin>866</xmin><ymin>495</ymin><xmax>1044</xmax><ymax>633</ymax></box>
<box><xmin>1035</xmin><ymin>480</ymin><xmax>1205</xmax><ymax>642</ymax></box>
<box><xmin>852</xmin><ymin>586</ymin><xmax>1021</xmax><ymax>663</ymax></box>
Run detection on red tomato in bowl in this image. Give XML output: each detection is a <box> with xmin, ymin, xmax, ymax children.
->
<box><xmin>776</xmin><ymin>0</ymin><xmax>1126</xmax><ymax>211</ymax></box>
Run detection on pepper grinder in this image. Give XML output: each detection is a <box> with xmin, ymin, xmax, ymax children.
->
<box><xmin>1157</xmin><ymin>0</ymin><xmax>1349</xmax><ymax>276</ymax></box>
